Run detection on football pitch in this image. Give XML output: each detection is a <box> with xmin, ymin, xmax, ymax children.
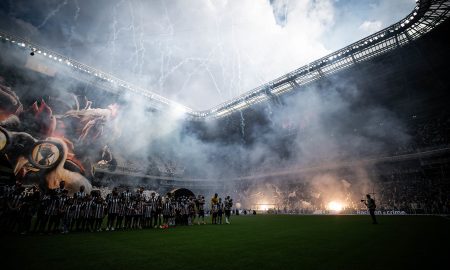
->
<box><xmin>2</xmin><ymin>215</ymin><xmax>449</xmax><ymax>270</ymax></box>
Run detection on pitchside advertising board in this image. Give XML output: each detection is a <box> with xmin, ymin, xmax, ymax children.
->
<box><xmin>312</xmin><ymin>210</ymin><xmax>408</xmax><ymax>215</ymax></box>
<box><xmin>354</xmin><ymin>210</ymin><xmax>407</xmax><ymax>215</ymax></box>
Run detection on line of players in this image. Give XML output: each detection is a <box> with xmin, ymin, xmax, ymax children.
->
<box><xmin>0</xmin><ymin>181</ymin><xmax>233</xmax><ymax>234</ymax></box>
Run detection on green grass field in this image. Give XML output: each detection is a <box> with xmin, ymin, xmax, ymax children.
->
<box><xmin>1</xmin><ymin>215</ymin><xmax>449</xmax><ymax>270</ymax></box>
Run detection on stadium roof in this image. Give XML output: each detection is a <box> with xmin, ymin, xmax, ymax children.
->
<box><xmin>0</xmin><ymin>0</ymin><xmax>449</xmax><ymax>119</ymax></box>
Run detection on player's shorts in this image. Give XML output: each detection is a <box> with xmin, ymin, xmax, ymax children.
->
<box><xmin>224</xmin><ymin>210</ymin><xmax>231</xmax><ymax>216</ymax></box>
<box><xmin>198</xmin><ymin>210</ymin><xmax>205</xmax><ymax>217</ymax></box>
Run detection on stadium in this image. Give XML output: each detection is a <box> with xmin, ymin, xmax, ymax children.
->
<box><xmin>0</xmin><ymin>0</ymin><xmax>449</xmax><ymax>269</ymax></box>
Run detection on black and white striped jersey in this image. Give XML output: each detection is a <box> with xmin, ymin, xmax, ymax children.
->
<box><xmin>73</xmin><ymin>203</ymin><xmax>83</xmax><ymax>219</ymax></box>
<box><xmin>107</xmin><ymin>196</ymin><xmax>120</xmax><ymax>214</ymax></box>
<box><xmin>122</xmin><ymin>191</ymin><xmax>132</xmax><ymax>202</ymax></box>
<box><xmin>9</xmin><ymin>193</ymin><xmax>24</xmax><ymax>209</ymax></box>
<box><xmin>149</xmin><ymin>196</ymin><xmax>158</xmax><ymax>211</ymax></box>
<box><xmin>84</xmin><ymin>201</ymin><xmax>95</xmax><ymax>218</ymax></box>
<box><xmin>45</xmin><ymin>198</ymin><xmax>60</xmax><ymax>216</ymax></box>
<box><xmin>94</xmin><ymin>202</ymin><xmax>105</xmax><ymax>219</ymax></box>
<box><xmin>75</xmin><ymin>191</ymin><xmax>86</xmax><ymax>200</ymax></box>
<box><xmin>144</xmin><ymin>203</ymin><xmax>152</xmax><ymax>218</ymax></box>
<box><xmin>162</xmin><ymin>200</ymin><xmax>171</xmax><ymax>215</ymax></box>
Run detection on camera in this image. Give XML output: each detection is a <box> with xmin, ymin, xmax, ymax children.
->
<box><xmin>360</xmin><ymin>199</ymin><xmax>366</xmax><ymax>202</ymax></box>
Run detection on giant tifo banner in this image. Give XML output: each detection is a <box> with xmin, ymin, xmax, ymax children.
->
<box><xmin>1</xmin><ymin>80</ymin><xmax>118</xmax><ymax>194</ymax></box>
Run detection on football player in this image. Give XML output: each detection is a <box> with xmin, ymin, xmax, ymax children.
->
<box><xmin>196</xmin><ymin>195</ymin><xmax>206</xmax><ymax>225</ymax></box>
<box><xmin>217</xmin><ymin>198</ymin><xmax>224</xmax><ymax>225</ymax></box>
<box><xmin>224</xmin><ymin>196</ymin><xmax>233</xmax><ymax>224</ymax></box>
<box><xmin>211</xmin><ymin>194</ymin><xmax>219</xmax><ymax>225</ymax></box>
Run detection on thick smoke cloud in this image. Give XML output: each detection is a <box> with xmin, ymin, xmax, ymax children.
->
<box><xmin>108</xmin><ymin>68</ymin><xmax>411</xmax><ymax>208</ymax></box>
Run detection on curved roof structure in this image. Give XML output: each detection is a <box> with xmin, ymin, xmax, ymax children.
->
<box><xmin>201</xmin><ymin>0</ymin><xmax>450</xmax><ymax>118</ymax></box>
<box><xmin>0</xmin><ymin>0</ymin><xmax>449</xmax><ymax>119</ymax></box>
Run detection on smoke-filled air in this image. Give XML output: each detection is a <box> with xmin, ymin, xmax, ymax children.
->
<box><xmin>3</xmin><ymin>0</ymin><xmax>445</xmax><ymax>214</ymax></box>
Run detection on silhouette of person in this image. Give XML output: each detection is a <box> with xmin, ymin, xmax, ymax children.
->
<box><xmin>364</xmin><ymin>194</ymin><xmax>378</xmax><ymax>224</ymax></box>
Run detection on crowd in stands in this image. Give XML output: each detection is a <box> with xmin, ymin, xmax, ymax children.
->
<box><xmin>229</xmin><ymin>165</ymin><xmax>449</xmax><ymax>215</ymax></box>
<box><xmin>377</xmin><ymin>170</ymin><xmax>449</xmax><ymax>214</ymax></box>
<box><xmin>0</xmin><ymin>181</ymin><xmax>234</xmax><ymax>235</ymax></box>
<box><xmin>414</xmin><ymin>116</ymin><xmax>450</xmax><ymax>148</ymax></box>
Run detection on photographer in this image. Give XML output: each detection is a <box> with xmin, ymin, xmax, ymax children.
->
<box><xmin>362</xmin><ymin>194</ymin><xmax>378</xmax><ymax>224</ymax></box>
